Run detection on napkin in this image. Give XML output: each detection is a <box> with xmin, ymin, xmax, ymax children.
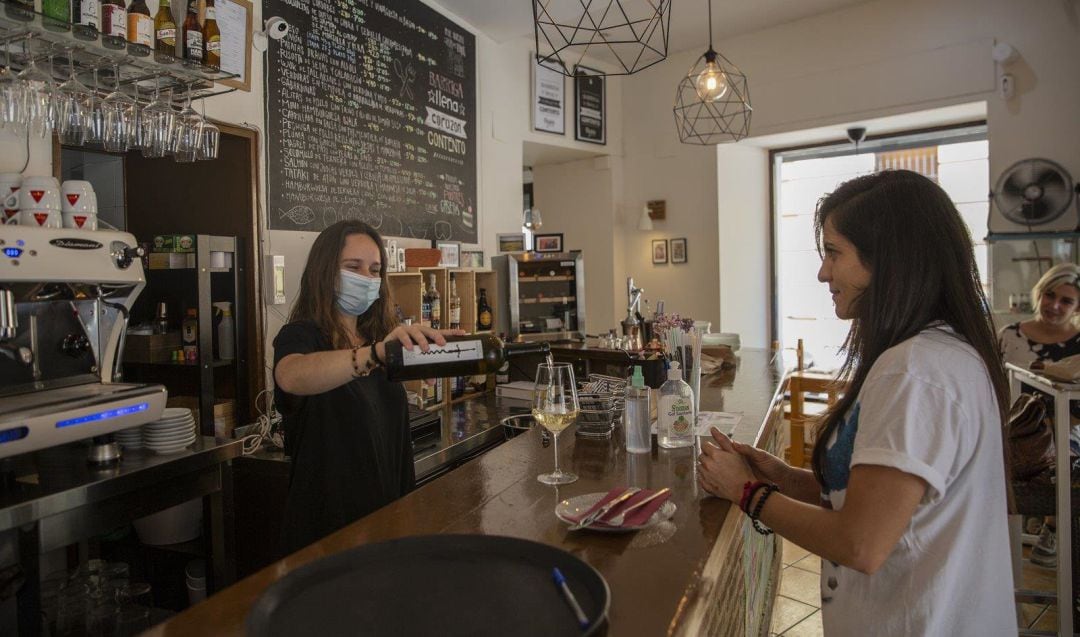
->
<box><xmin>568</xmin><ymin>487</ymin><xmax>672</xmax><ymax>528</ymax></box>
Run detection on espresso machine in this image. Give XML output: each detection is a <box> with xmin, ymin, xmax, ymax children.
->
<box><xmin>0</xmin><ymin>226</ymin><xmax>167</xmax><ymax>461</ymax></box>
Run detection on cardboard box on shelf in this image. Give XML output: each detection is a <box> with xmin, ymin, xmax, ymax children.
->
<box><xmin>167</xmin><ymin>396</ymin><xmax>237</xmax><ymax>438</ymax></box>
<box><xmin>124</xmin><ymin>332</ymin><xmax>182</xmax><ymax>363</ymax></box>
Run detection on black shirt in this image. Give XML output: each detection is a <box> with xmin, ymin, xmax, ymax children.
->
<box><xmin>273</xmin><ymin>320</ymin><xmax>415</xmax><ymax>553</ymax></box>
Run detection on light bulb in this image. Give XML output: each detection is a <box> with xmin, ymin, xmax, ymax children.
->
<box><xmin>694</xmin><ymin>58</ymin><xmax>728</xmax><ymax>102</ymax></box>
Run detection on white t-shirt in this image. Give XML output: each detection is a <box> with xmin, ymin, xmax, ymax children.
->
<box><xmin>819</xmin><ymin>327</ymin><xmax>1015</xmax><ymax>636</ymax></box>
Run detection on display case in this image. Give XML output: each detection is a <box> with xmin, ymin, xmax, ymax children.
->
<box><xmin>492</xmin><ymin>252</ymin><xmax>585</xmax><ymax>342</ymax></box>
<box><xmin>122</xmin><ymin>235</ymin><xmax>247</xmax><ymax>438</ymax></box>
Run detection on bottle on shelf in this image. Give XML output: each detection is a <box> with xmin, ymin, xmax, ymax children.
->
<box><xmin>181</xmin><ymin>0</ymin><xmax>203</xmax><ymax>65</ymax></box>
<box><xmin>393</xmin><ymin>303</ymin><xmax>406</xmax><ymax>324</ymax></box>
<box><xmin>420</xmin><ymin>278</ymin><xmax>432</xmax><ymax>328</ymax></box>
<box><xmin>126</xmin><ymin>0</ymin><xmax>153</xmax><ymax>56</ymax></box>
<box><xmin>42</xmin><ymin>0</ymin><xmax>70</xmax><ymax>32</ymax></box>
<box><xmin>100</xmin><ymin>0</ymin><xmax>127</xmax><ymax>49</ymax></box>
<box><xmin>476</xmin><ymin>288</ymin><xmax>493</xmax><ymax>331</ymax></box>
<box><xmin>214</xmin><ymin>301</ymin><xmax>234</xmax><ymax>360</ymax></box>
<box><xmin>181</xmin><ymin>308</ymin><xmax>198</xmax><ymax>363</ymax></box>
<box><xmin>155</xmin><ymin>301</ymin><xmax>169</xmax><ymax>334</ymax></box>
<box><xmin>448</xmin><ymin>276</ymin><xmax>461</xmax><ymax>330</ymax></box>
<box><xmin>202</xmin><ymin>0</ymin><xmax>221</xmax><ymax>69</ymax></box>
<box><xmin>154</xmin><ymin>0</ymin><xmax>177</xmax><ymax>63</ymax></box>
<box><xmin>72</xmin><ymin>0</ymin><xmax>101</xmax><ymax>39</ymax></box>
<box><xmin>658</xmin><ymin>361</ymin><xmax>695</xmax><ymax>449</ymax></box>
<box><xmin>428</xmin><ymin>274</ymin><xmax>441</xmax><ymax>330</ymax></box>
<box><xmin>381</xmin><ymin>334</ymin><xmax>550</xmax><ymax>382</ymax></box>
<box><xmin>5</xmin><ymin>0</ymin><xmax>35</xmax><ymax>23</ymax></box>
<box><xmin>494</xmin><ymin>332</ymin><xmax>511</xmax><ymax>384</ymax></box>
<box><xmin>624</xmin><ymin>366</ymin><xmax>651</xmax><ymax>454</ymax></box>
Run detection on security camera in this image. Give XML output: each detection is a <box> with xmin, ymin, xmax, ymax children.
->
<box><xmin>265</xmin><ymin>17</ymin><xmax>290</xmax><ymax>40</ymax></box>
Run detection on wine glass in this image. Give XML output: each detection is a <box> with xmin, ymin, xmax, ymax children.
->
<box><xmin>197</xmin><ymin>97</ymin><xmax>219</xmax><ymax>160</ymax></box>
<box><xmin>532</xmin><ymin>362</ymin><xmax>579</xmax><ymax>485</ymax></box>
<box><xmin>100</xmin><ymin>64</ymin><xmax>137</xmax><ymax>152</ymax></box>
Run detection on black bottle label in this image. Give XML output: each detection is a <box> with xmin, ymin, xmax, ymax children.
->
<box><xmin>401</xmin><ymin>339</ymin><xmax>483</xmax><ymax>367</ymax></box>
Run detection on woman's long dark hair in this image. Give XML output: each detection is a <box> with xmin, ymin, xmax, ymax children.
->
<box><xmin>810</xmin><ymin>170</ymin><xmax>1009</xmax><ymax>487</ymax></box>
<box><xmin>288</xmin><ymin>220</ymin><xmax>397</xmax><ymax>349</ymax></box>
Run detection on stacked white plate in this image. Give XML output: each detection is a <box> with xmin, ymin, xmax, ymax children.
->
<box><xmin>143</xmin><ymin>408</ymin><xmax>197</xmax><ymax>455</ymax></box>
<box><xmin>114</xmin><ymin>426</ymin><xmax>144</xmax><ymax>449</ymax></box>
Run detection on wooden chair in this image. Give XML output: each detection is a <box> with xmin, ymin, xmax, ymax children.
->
<box><xmin>783</xmin><ymin>340</ymin><xmax>840</xmax><ymax>468</ymax></box>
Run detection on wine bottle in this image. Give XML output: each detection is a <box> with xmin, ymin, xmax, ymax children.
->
<box><xmin>428</xmin><ymin>274</ymin><xmax>441</xmax><ymax>330</ymax></box>
<box><xmin>182</xmin><ymin>0</ymin><xmax>203</xmax><ymax>65</ymax></box>
<box><xmin>448</xmin><ymin>276</ymin><xmax>461</xmax><ymax>330</ymax></box>
<box><xmin>127</xmin><ymin>0</ymin><xmax>153</xmax><ymax>55</ymax></box>
<box><xmin>100</xmin><ymin>0</ymin><xmax>127</xmax><ymax>48</ymax></box>
<box><xmin>381</xmin><ymin>334</ymin><xmax>550</xmax><ymax>382</ymax></box>
<box><xmin>203</xmin><ymin>0</ymin><xmax>221</xmax><ymax>69</ymax></box>
<box><xmin>476</xmin><ymin>288</ymin><xmax>493</xmax><ymax>331</ymax></box>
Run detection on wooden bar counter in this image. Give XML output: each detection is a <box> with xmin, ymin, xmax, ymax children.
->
<box><xmin>148</xmin><ymin>349</ymin><xmax>789</xmax><ymax>636</ymax></box>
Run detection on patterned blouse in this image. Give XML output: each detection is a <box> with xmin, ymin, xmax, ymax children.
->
<box><xmin>999</xmin><ymin>321</ymin><xmax>1080</xmax><ymax>422</ymax></box>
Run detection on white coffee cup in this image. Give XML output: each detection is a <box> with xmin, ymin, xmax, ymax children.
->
<box><xmin>22</xmin><ymin>209</ymin><xmax>62</xmax><ymax>228</ymax></box>
<box><xmin>63</xmin><ymin>211</ymin><xmax>97</xmax><ymax>230</ymax></box>
<box><xmin>19</xmin><ymin>185</ymin><xmax>61</xmax><ymax>211</ymax></box>
<box><xmin>0</xmin><ymin>173</ymin><xmax>20</xmax><ymax>217</ymax></box>
<box><xmin>61</xmin><ymin>180</ymin><xmax>97</xmax><ymax>214</ymax></box>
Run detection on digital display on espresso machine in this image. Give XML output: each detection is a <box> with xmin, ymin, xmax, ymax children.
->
<box><xmin>55</xmin><ymin>403</ymin><xmax>150</xmax><ymax>429</ymax></box>
<box><xmin>3</xmin><ymin>247</ymin><xmax>22</xmax><ymax>258</ymax></box>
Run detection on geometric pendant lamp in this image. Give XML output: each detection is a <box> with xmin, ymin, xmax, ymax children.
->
<box><xmin>533</xmin><ymin>0</ymin><xmax>672</xmax><ymax>76</ymax></box>
<box><xmin>673</xmin><ymin>0</ymin><xmax>751</xmax><ymax>144</ymax></box>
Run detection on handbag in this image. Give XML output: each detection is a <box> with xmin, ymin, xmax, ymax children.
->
<box><xmin>1007</xmin><ymin>393</ymin><xmax>1056</xmax><ymax>481</ymax></box>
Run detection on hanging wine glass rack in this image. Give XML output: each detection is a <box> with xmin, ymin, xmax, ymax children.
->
<box><xmin>0</xmin><ymin>3</ymin><xmax>239</xmax><ymax>102</ymax></box>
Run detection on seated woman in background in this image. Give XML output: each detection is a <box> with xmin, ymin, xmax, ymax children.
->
<box><xmin>698</xmin><ymin>170</ymin><xmax>1014</xmax><ymax>636</ymax></box>
<box><xmin>998</xmin><ymin>262</ymin><xmax>1080</xmax><ymax>568</ymax></box>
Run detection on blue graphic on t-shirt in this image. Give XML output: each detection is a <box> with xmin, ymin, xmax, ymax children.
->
<box><xmin>823</xmin><ymin>402</ymin><xmax>860</xmax><ymax>494</ymax></box>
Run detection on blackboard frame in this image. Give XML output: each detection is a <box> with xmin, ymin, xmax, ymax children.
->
<box><xmin>574</xmin><ymin>65</ymin><xmax>606</xmax><ymax>145</ymax></box>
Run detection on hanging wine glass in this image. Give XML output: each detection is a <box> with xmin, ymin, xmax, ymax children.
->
<box><xmin>197</xmin><ymin>96</ymin><xmax>219</xmax><ymax>160</ymax></box>
<box><xmin>15</xmin><ymin>37</ymin><xmax>57</xmax><ymax>139</ymax></box>
<box><xmin>55</xmin><ymin>48</ymin><xmax>94</xmax><ymax>146</ymax></box>
<box><xmin>172</xmin><ymin>85</ymin><xmax>203</xmax><ymax>163</ymax></box>
<box><xmin>84</xmin><ymin>66</ymin><xmax>105</xmax><ymax>145</ymax></box>
<box><xmin>101</xmin><ymin>64</ymin><xmax>137</xmax><ymax>153</ymax></box>
<box><xmin>0</xmin><ymin>38</ymin><xmax>27</xmax><ymax>130</ymax></box>
<box><xmin>139</xmin><ymin>81</ymin><xmax>174</xmax><ymax>158</ymax></box>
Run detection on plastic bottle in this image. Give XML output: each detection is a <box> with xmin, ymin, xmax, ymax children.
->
<box><xmin>214</xmin><ymin>302</ymin><xmax>235</xmax><ymax>360</ymax></box>
<box><xmin>624</xmin><ymin>366</ymin><xmax>651</xmax><ymax>454</ymax></box>
<box><xmin>658</xmin><ymin>361</ymin><xmax>695</xmax><ymax>448</ymax></box>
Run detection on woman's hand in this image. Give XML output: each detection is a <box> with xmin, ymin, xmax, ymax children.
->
<box><xmin>374</xmin><ymin>325</ymin><xmax>467</xmax><ymax>360</ymax></box>
<box><xmin>728</xmin><ymin>435</ymin><xmax>792</xmax><ymax>489</ymax></box>
<box><xmin>698</xmin><ymin>428</ymin><xmax>756</xmax><ymax>501</ymax></box>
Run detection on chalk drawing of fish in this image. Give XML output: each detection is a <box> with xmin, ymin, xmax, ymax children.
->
<box><xmin>280</xmin><ymin>205</ymin><xmax>315</xmax><ymax>225</ymax></box>
<box><xmin>322</xmin><ymin>207</ymin><xmax>339</xmax><ymax>227</ymax></box>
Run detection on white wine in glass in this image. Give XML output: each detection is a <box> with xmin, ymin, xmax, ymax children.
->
<box><xmin>533</xmin><ymin>362</ymin><xmax>579</xmax><ymax>485</ymax></box>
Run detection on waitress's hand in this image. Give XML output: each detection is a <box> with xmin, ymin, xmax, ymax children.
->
<box><xmin>375</xmin><ymin>325</ymin><xmax>467</xmax><ymax>360</ymax></box>
<box><xmin>698</xmin><ymin>427</ymin><xmax>755</xmax><ymax>501</ymax></box>
<box><xmin>728</xmin><ymin>434</ymin><xmax>792</xmax><ymax>488</ymax></box>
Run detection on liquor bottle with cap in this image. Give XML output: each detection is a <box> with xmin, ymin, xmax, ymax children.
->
<box><xmin>420</xmin><ymin>278</ymin><xmax>431</xmax><ymax>328</ymax></box>
<box><xmin>381</xmin><ymin>334</ymin><xmax>550</xmax><ymax>382</ymax></box>
<box><xmin>202</xmin><ymin>0</ymin><xmax>221</xmax><ymax>68</ymax></box>
<box><xmin>100</xmin><ymin>0</ymin><xmax>127</xmax><ymax>48</ymax></box>
<box><xmin>181</xmin><ymin>0</ymin><xmax>203</xmax><ymax>65</ymax></box>
<box><xmin>448</xmin><ymin>276</ymin><xmax>461</xmax><ymax>330</ymax></box>
<box><xmin>72</xmin><ymin>0</ymin><xmax>100</xmax><ymax>40</ymax></box>
<box><xmin>127</xmin><ymin>0</ymin><xmax>153</xmax><ymax>56</ymax></box>
<box><xmin>154</xmin><ymin>0</ymin><xmax>177</xmax><ymax>63</ymax></box>
<box><xmin>428</xmin><ymin>274</ymin><xmax>441</xmax><ymax>330</ymax></box>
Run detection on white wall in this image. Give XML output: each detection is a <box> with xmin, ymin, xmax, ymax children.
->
<box><xmin>615</xmin><ymin>0</ymin><xmax>1080</xmax><ymax>348</ymax></box>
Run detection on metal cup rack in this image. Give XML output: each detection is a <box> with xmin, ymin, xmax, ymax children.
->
<box><xmin>0</xmin><ymin>3</ymin><xmax>238</xmax><ymax>102</ymax></box>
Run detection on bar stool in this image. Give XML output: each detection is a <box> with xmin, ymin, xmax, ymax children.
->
<box><xmin>1006</xmin><ymin>364</ymin><xmax>1078</xmax><ymax>636</ymax></box>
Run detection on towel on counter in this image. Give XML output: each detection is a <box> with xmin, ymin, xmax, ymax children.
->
<box><xmin>566</xmin><ymin>487</ymin><xmax>672</xmax><ymax>528</ymax></box>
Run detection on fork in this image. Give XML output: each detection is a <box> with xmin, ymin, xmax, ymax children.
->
<box><xmin>569</xmin><ymin>488</ymin><xmax>641</xmax><ymax>531</ymax></box>
<box><xmin>605</xmin><ymin>488</ymin><xmax>671</xmax><ymax>527</ymax></box>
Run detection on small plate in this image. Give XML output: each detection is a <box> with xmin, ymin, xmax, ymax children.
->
<box><xmin>555</xmin><ymin>492</ymin><xmax>676</xmax><ymax>532</ymax></box>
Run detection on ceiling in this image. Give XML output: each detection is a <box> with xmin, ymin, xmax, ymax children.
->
<box><xmin>436</xmin><ymin>0</ymin><xmax>871</xmax><ymax>55</ymax></box>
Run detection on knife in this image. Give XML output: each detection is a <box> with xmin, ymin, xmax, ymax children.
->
<box><xmin>569</xmin><ymin>488</ymin><xmax>641</xmax><ymax>531</ymax></box>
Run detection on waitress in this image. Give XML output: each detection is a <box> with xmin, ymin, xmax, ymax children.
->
<box><xmin>273</xmin><ymin>220</ymin><xmax>463</xmax><ymax>552</ymax></box>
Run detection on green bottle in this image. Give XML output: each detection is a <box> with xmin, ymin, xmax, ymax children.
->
<box><xmin>42</xmin><ymin>0</ymin><xmax>71</xmax><ymax>31</ymax></box>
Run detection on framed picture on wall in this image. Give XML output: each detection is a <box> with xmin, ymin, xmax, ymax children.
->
<box><xmin>670</xmin><ymin>238</ymin><xmax>687</xmax><ymax>264</ymax></box>
<box><xmin>574</xmin><ymin>65</ymin><xmax>605</xmax><ymax>144</ymax></box>
<box><xmin>652</xmin><ymin>239</ymin><xmax>668</xmax><ymax>265</ymax></box>
<box><xmin>533</xmin><ymin>61</ymin><xmax>565</xmax><ymax>134</ymax></box>
<box><xmin>497</xmin><ymin>233</ymin><xmax>526</xmax><ymax>253</ymax></box>
<box><xmin>534</xmin><ymin>233</ymin><xmax>564</xmax><ymax>253</ymax></box>
<box><xmin>461</xmin><ymin>250</ymin><xmax>484</xmax><ymax>268</ymax></box>
<box><xmin>437</xmin><ymin>241</ymin><xmax>461</xmax><ymax>267</ymax></box>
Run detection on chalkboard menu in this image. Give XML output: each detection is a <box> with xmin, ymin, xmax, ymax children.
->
<box><xmin>265</xmin><ymin>0</ymin><xmax>477</xmax><ymax>242</ymax></box>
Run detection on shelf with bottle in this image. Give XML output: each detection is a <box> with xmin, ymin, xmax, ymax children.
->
<box><xmin>0</xmin><ymin>2</ymin><xmax>237</xmax><ymax>103</ymax></box>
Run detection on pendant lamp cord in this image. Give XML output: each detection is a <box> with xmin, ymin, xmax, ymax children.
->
<box><xmin>707</xmin><ymin>0</ymin><xmax>713</xmax><ymax>49</ymax></box>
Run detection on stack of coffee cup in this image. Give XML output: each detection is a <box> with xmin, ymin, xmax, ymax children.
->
<box><xmin>0</xmin><ymin>173</ymin><xmax>19</xmax><ymax>224</ymax></box>
<box><xmin>13</xmin><ymin>176</ymin><xmax>62</xmax><ymax>229</ymax></box>
<box><xmin>61</xmin><ymin>180</ymin><xmax>98</xmax><ymax>230</ymax></box>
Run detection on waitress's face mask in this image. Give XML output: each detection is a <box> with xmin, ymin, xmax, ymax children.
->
<box><xmin>336</xmin><ymin>269</ymin><xmax>381</xmax><ymax>316</ymax></box>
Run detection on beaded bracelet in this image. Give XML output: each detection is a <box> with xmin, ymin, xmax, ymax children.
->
<box><xmin>749</xmin><ymin>484</ymin><xmax>779</xmax><ymax>535</ymax></box>
<box><xmin>739</xmin><ymin>480</ymin><xmax>768</xmax><ymax>514</ymax></box>
<box><xmin>350</xmin><ymin>345</ymin><xmax>379</xmax><ymax>378</ymax></box>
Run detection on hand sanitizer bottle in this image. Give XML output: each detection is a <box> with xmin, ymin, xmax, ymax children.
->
<box><xmin>624</xmin><ymin>366</ymin><xmax>651</xmax><ymax>454</ymax></box>
<box><xmin>658</xmin><ymin>361</ymin><xmax>695</xmax><ymax>448</ymax></box>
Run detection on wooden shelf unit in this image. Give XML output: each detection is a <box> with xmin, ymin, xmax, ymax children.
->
<box><xmin>386</xmin><ymin>267</ymin><xmax>499</xmax><ymax>411</ymax></box>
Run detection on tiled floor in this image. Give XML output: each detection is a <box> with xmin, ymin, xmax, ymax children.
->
<box><xmin>767</xmin><ymin>538</ymin><xmax>1062</xmax><ymax>634</ymax></box>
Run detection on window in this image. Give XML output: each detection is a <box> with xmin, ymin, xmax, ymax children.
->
<box><xmin>772</xmin><ymin>125</ymin><xmax>988</xmax><ymax>371</ymax></box>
